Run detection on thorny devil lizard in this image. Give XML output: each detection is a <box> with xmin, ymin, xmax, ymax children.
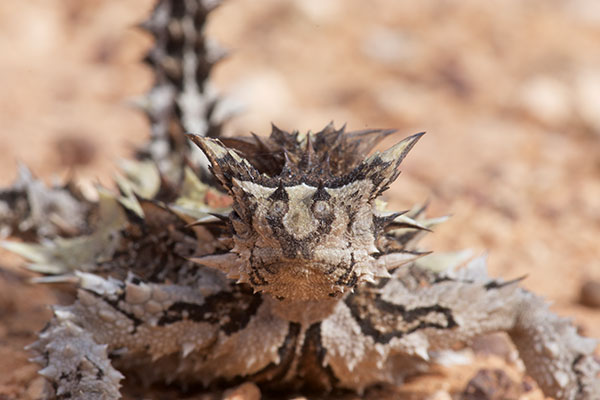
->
<box><xmin>0</xmin><ymin>1</ymin><xmax>599</xmax><ymax>399</ymax></box>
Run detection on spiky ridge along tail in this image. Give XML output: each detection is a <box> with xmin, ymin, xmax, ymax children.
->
<box><xmin>136</xmin><ymin>0</ymin><xmax>229</xmax><ymax>184</ymax></box>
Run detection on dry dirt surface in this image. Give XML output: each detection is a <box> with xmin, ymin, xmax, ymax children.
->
<box><xmin>1</xmin><ymin>0</ymin><xmax>599</xmax><ymax>399</ymax></box>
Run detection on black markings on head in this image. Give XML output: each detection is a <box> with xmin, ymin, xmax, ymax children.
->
<box><xmin>312</xmin><ymin>185</ymin><xmax>333</xmax><ymax>220</ymax></box>
<box><xmin>345</xmin><ymin>204</ymin><xmax>358</xmax><ymax>234</ymax></box>
<box><xmin>263</xmin><ymin>185</ymin><xmax>334</xmax><ymax>260</ymax></box>
<box><xmin>266</xmin><ymin>182</ymin><xmax>289</xmax><ymax>221</ymax></box>
<box><xmin>334</xmin><ymin>256</ymin><xmax>357</xmax><ymax>287</ymax></box>
<box><xmin>214</xmin><ymin>152</ymin><xmax>259</xmax><ymax>189</ymax></box>
<box><xmin>269</xmin><ymin>182</ymin><xmax>289</xmax><ymax>202</ymax></box>
<box><xmin>264</xmin><ymin>215</ymin><xmax>309</xmax><ymax>259</ymax></box>
<box><xmin>312</xmin><ymin>184</ymin><xmax>331</xmax><ymax>202</ymax></box>
<box><xmin>364</xmin><ymin>157</ymin><xmax>389</xmax><ymax>189</ymax></box>
<box><xmin>249</xmin><ymin>254</ymin><xmax>269</xmax><ymax>286</ymax></box>
<box><xmin>235</xmin><ymin>190</ymin><xmax>258</xmax><ymax>222</ymax></box>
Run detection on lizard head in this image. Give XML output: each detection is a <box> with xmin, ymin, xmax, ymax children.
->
<box><xmin>189</xmin><ymin>129</ymin><xmax>423</xmax><ymax>301</ymax></box>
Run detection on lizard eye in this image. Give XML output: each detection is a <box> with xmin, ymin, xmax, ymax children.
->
<box><xmin>313</xmin><ymin>200</ymin><xmax>330</xmax><ymax>218</ymax></box>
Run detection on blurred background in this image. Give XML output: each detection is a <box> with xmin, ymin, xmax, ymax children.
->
<box><xmin>0</xmin><ymin>0</ymin><xmax>599</xmax><ymax>398</ymax></box>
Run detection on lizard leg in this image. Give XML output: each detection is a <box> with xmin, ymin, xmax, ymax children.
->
<box><xmin>321</xmin><ymin>257</ymin><xmax>600</xmax><ymax>399</ymax></box>
<box><xmin>28</xmin><ymin>310</ymin><xmax>124</xmax><ymax>400</ymax></box>
<box><xmin>28</xmin><ymin>271</ymin><xmax>225</xmax><ymax>400</ymax></box>
<box><xmin>509</xmin><ymin>291</ymin><xmax>600</xmax><ymax>400</ymax></box>
<box><xmin>28</xmin><ymin>270</ymin><xmax>290</xmax><ymax>398</ymax></box>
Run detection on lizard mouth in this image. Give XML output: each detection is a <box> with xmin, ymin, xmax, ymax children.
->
<box><xmin>255</xmin><ymin>261</ymin><xmax>357</xmax><ymax>301</ymax></box>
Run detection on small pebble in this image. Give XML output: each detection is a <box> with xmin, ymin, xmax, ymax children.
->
<box><xmin>222</xmin><ymin>382</ymin><xmax>261</xmax><ymax>400</ymax></box>
<box><xmin>54</xmin><ymin>135</ymin><xmax>96</xmax><ymax>167</ymax></box>
<box><xmin>25</xmin><ymin>376</ymin><xmax>48</xmax><ymax>400</ymax></box>
<box><xmin>580</xmin><ymin>280</ymin><xmax>600</xmax><ymax>308</ymax></box>
<box><xmin>518</xmin><ymin>76</ymin><xmax>571</xmax><ymax>127</ymax></box>
<box><xmin>426</xmin><ymin>390</ymin><xmax>452</xmax><ymax>400</ymax></box>
<box><xmin>461</xmin><ymin>369</ymin><xmax>521</xmax><ymax>400</ymax></box>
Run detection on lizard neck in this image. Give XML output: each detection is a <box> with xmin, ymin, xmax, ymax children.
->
<box><xmin>266</xmin><ymin>294</ymin><xmax>343</xmax><ymax>325</ymax></box>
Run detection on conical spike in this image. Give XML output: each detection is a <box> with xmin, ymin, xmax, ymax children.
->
<box><xmin>349</xmin><ymin>132</ymin><xmax>425</xmax><ymax>198</ymax></box>
<box><xmin>373</xmin><ymin>210</ymin><xmax>409</xmax><ymax>232</ymax></box>
<box><xmin>190</xmin><ymin>253</ymin><xmax>239</xmax><ymax>275</ymax></box>
<box><xmin>376</xmin><ymin>131</ymin><xmax>425</xmax><ymax>165</ymax></box>
<box><xmin>299</xmin><ymin>131</ymin><xmax>316</xmax><ymax>170</ymax></box>
<box><xmin>280</xmin><ymin>149</ymin><xmax>298</xmax><ymax>179</ymax></box>
<box><xmin>384</xmin><ymin>214</ymin><xmax>433</xmax><ymax>233</ymax></box>
<box><xmin>375</xmin><ymin>250</ymin><xmax>431</xmax><ymax>271</ymax></box>
<box><xmin>270</xmin><ymin>123</ymin><xmax>286</xmax><ymax>140</ymax></box>
<box><xmin>318</xmin><ymin>121</ymin><xmax>336</xmax><ymax>135</ymax></box>
<box><xmin>187</xmin><ymin>135</ymin><xmax>259</xmax><ymax>190</ymax></box>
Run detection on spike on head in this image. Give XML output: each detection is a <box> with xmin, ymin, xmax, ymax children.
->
<box><xmin>343</xmin><ymin>132</ymin><xmax>424</xmax><ymax>199</ymax></box>
<box><xmin>189</xmin><ymin>129</ymin><xmax>425</xmax><ymax>301</ymax></box>
<box><xmin>186</xmin><ymin>134</ymin><xmax>261</xmax><ymax>192</ymax></box>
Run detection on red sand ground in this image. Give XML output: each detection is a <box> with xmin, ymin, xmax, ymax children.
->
<box><xmin>1</xmin><ymin>1</ymin><xmax>599</xmax><ymax>399</ymax></box>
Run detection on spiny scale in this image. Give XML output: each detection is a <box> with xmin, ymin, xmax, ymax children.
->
<box><xmin>0</xmin><ymin>1</ymin><xmax>598</xmax><ymax>399</ymax></box>
<box><xmin>219</xmin><ymin>123</ymin><xmax>399</xmax><ymax>178</ymax></box>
